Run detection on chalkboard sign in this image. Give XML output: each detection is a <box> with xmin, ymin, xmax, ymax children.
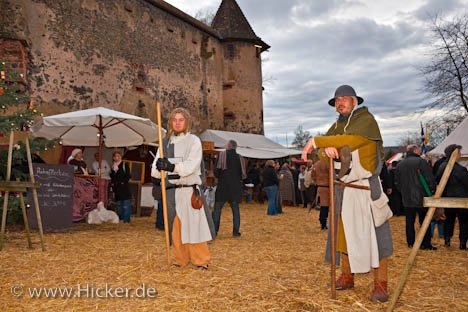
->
<box><xmin>27</xmin><ymin>164</ymin><xmax>74</xmax><ymax>231</ymax></box>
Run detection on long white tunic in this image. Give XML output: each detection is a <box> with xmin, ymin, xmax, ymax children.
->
<box><xmin>339</xmin><ymin>150</ymin><xmax>380</xmax><ymax>273</ymax></box>
<box><xmin>151</xmin><ymin>133</ymin><xmax>212</xmax><ymax>244</ymax></box>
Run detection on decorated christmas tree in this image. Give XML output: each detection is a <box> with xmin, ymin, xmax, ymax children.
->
<box><xmin>0</xmin><ymin>60</ymin><xmax>54</xmax><ymax>224</ymax></box>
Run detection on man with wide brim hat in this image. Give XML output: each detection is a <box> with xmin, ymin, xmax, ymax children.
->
<box><xmin>301</xmin><ymin>84</ymin><xmax>393</xmax><ymax>303</ymax></box>
<box><xmin>328</xmin><ymin>85</ymin><xmax>364</xmax><ymax>106</ymax></box>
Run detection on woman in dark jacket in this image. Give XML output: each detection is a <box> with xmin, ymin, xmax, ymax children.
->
<box><xmin>262</xmin><ymin>160</ymin><xmax>280</xmax><ymax>215</ymax></box>
<box><xmin>110</xmin><ymin>151</ymin><xmax>132</xmax><ymax>223</ymax></box>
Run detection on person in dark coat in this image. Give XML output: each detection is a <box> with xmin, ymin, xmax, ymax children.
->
<box><xmin>310</xmin><ymin>159</ymin><xmax>330</xmax><ymax>230</ymax></box>
<box><xmin>274</xmin><ymin>161</ymin><xmax>283</xmax><ymax>213</ymax></box>
<box><xmin>436</xmin><ymin>144</ymin><xmax>468</xmax><ymax>249</ymax></box>
<box><xmin>380</xmin><ymin>164</ymin><xmax>392</xmax><ymax>196</ymax></box>
<box><xmin>432</xmin><ymin>156</ymin><xmax>447</xmax><ymax>176</ymax></box>
<box><xmin>395</xmin><ymin>144</ymin><xmax>437</xmax><ymax>250</ymax></box>
<box><xmin>246</xmin><ymin>165</ymin><xmax>260</xmax><ymax>201</ymax></box>
<box><xmin>110</xmin><ymin>151</ymin><xmax>132</xmax><ymax>223</ymax></box>
<box><xmin>68</xmin><ymin>148</ymin><xmax>88</xmax><ymax>175</ymax></box>
<box><xmin>290</xmin><ymin>163</ymin><xmax>301</xmax><ymax>206</ymax></box>
<box><xmin>388</xmin><ymin>161</ymin><xmax>404</xmax><ymax>216</ymax></box>
<box><xmin>212</xmin><ymin>140</ymin><xmax>246</xmax><ymax>237</ymax></box>
<box><xmin>262</xmin><ymin>160</ymin><xmax>280</xmax><ymax>215</ymax></box>
<box><xmin>151</xmin><ymin>178</ymin><xmax>164</xmax><ymax>230</ymax></box>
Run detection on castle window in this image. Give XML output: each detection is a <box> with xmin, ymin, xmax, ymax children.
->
<box><xmin>226</xmin><ymin>44</ymin><xmax>236</xmax><ymax>59</ymax></box>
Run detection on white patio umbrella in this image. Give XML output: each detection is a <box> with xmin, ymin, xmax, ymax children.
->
<box><xmin>31</xmin><ymin>106</ymin><xmax>164</xmax><ymax>198</ymax></box>
<box><xmin>31</xmin><ymin>106</ymin><xmax>161</xmax><ymax>147</ymax></box>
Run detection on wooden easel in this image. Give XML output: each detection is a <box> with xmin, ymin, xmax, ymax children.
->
<box><xmin>387</xmin><ymin>148</ymin><xmax>467</xmax><ymax>311</ymax></box>
<box><xmin>0</xmin><ymin>131</ymin><xmax>45</xmax><ymax>251</ymax></box>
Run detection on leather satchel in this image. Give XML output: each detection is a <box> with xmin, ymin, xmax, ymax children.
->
<box><xmin>191</xmin><ymin>185</ymin><xmax>203</xmax><ymax>209</ymax></box>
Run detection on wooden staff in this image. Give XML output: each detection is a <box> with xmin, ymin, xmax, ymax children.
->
<box><xmin>329</xmin><ymin>157</ymin><xmax>336</xmax><ymax>299</ymax></box>
<box><xmin>386</xmin><ymin>148</ymin><xmax>459</xmax><ymax>312</ymax></box>
<box><xmin>0</xmin><ymin>131</ymin><xmax>14</xmax><ymax>250</ymax></box>
<box><xmin>25</xmin><ymin>136</ymin><xmax>45</xmax><ymax>251</ymax></box>
<box><xmin>17</xmin><ymin>178</ymin><xmax>32</xmax><ymax>248</ymax></box>
<box><xmin>156</xmin><ymin>101</ymin><xmax>171</xmax><ymax>267</ymax></box>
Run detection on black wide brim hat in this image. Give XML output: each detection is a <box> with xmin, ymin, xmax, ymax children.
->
<box><xmin>328</xmin><ymin>85</ymin><xmax>364</xmax><ymax>106</ymax></box>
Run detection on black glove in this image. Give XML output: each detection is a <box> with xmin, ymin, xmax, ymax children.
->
<box><xmin>156</xmin><ymin>157</ymin><xmax>175</xmax><ymax>172</ymax></box>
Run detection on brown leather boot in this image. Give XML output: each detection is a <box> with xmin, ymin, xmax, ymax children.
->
<box><xmin>371</xmin><ymin>280</ymin><xmax>389</xmax><ymax>302</ymax></box>
<box><xmin>336</xmin><ymin>273</ymin><xmax>354</xmax><ymax>290</ymax></box>
<box><xmin>336</xmin><ymin>253</ymin><xmax>354</xmax><ymax>290</ymax></box>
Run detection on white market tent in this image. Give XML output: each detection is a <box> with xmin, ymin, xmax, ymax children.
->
<box><xmin>386</xmin><ymin>152</ymin><xmax>404</xmax><ymax>164</ymax></box>
<box><xmin>428</xmin><ymin>115</ymin><xmax>468</xmax><ymax>158</ymax></box>
<box><xmin>200</xmin><ymin>129</ymin><xmax>302</xmax><ymax>159</ymax></box>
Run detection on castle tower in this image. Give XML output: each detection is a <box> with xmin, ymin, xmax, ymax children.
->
<box><xmin>212</xmin><ymin>0</ymin><xmax>270</xmax><ymax>134</ymax></box>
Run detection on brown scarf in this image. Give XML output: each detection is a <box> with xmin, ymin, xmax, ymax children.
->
<box><xmin>217</xmin><ymin>150</ymin><xmax>247</xmax><ymax>180</ymax></box>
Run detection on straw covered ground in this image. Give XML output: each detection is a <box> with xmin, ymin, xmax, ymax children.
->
<box><xmin>1</xmin><ymin>203</ymin><xmax>467</xmax><ymax>311</ymax></box>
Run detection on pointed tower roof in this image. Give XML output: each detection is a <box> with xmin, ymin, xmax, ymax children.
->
<box><xmin>212</xmin><ymin>0</ymin><xmax>270</xmax><ymax>51</ymax></box>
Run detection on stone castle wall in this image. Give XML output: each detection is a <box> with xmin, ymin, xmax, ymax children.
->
<box><xmin>0</xmin><ymin>0</ymin><xmax>265</xmax><ymax>134</ymax></box>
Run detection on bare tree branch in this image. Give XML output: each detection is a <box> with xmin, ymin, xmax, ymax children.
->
<box><xmin>421</xmin><ymin>14</ymin><xmax>468</xmax><ymax>112</ymax></box>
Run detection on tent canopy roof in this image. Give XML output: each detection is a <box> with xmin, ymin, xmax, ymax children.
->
<box><xmin>429</xmin><ymin>116</ymin><xmax>468</xmax><ymax>157</ymax></box>
<box><xmin>200</xmin><ymin>129</ymin><xmax>301</xmax><ymax>159</ymax></box>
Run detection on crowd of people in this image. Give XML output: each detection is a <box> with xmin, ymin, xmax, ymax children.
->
<box><xmin>393</xmin><ymin>143</ymin><xmax>468</xmax><ymax>250</ymax></box>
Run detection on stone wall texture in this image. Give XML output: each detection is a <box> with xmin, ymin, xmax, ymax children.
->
<box><xmin>0</xmin><ymin>0</ymin><xmax>266</xmax><ymax>134</ymax></box>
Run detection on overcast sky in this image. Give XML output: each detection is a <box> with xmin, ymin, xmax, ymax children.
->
<box><xmin>166</xmin><ymin>0</ymin><xmax>468</xmax><ymax>146</ymax></box>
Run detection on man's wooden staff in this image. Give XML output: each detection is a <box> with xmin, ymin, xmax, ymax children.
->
<box><xmin>329</xmin><ymin>157</ymin><xmax>336</xmax><ymax>299</ymax></box>
<box><xmin>156</xmin><ymin>101</ymin><xmax>171</xmax><ymax>267</ymax></box>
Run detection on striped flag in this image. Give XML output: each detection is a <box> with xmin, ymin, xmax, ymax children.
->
<box><xmin>420</xmin><ymin>122</ymin><xmax>427</xmax><ymax>154</ymax></box>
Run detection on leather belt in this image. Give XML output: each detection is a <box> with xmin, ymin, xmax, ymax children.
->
<box><xmin>166</xmin><ymin>184</ymin><xmax>198</xmax><ymax>190</ymax></box>
<box><xmin>334</xmin><ymin>180</ymin><xmax>370</xmax><ymax>190</ymax></box>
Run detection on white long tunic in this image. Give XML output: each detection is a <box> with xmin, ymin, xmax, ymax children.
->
<box><xmin>151</xmin><ymin>133</ymin><xmax>212</xmax><ymax>244</ymax></box>
<box><xmin>339</xmin><ymin>150</ymin><xmax>380</xmax><ymax>273</ymax></box>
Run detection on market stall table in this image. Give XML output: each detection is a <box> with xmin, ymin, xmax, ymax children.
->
<box><xmin>73</xmin><ymin>174</ymin><xmax>108</xmax><ymax>222</ymax></box>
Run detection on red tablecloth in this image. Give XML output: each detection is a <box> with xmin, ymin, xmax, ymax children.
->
<box><xmin>73</xmin><ymin>176</ymin><xmax>108</xmax><ymax>222</ymax></box>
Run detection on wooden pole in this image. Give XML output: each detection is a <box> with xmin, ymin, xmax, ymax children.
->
<box><xmin>329</xmin><ymin>157</ymin><xmax>336</xmax><ymax>299</ymax></box>
<box><xmin>98</xmin><ymin>115</ymin><xmax>103</xmax><ymax>203</ymax></box>
<box><xmin>0</xmin><ymin>131</ymin><xmax>14</xmax><ymax>250</ymax></box>
<box><xmin>386</xmin><ymin>148</ymin><xmax>460</xmax><ymax>311</ymax></box>
<box><xmin>25</xmin><ymin>136</ymin><xmax>46</xmax><ymax>251</ymax></box>
<box><xmin>156</xmin><ymin>101</ymin><xmax>171</xmax><ymax>267</ymax></box>
<box><xmin>17</xmin><ymin>178</ymin><xmax>32</xmax><ymax>248</ymax></box>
